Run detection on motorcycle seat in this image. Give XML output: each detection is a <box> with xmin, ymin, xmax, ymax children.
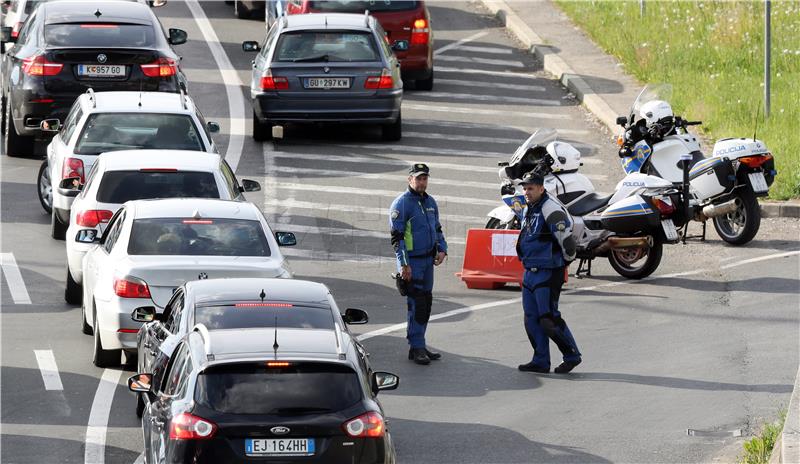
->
<box><xmin>567</xmin><ymin>193</ymin><xmax>614</xmax><ymax>216</ymax></box>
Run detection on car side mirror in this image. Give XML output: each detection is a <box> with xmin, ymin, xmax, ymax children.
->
<box><xmin>149</xmin><ymin>0</ymin><xmax>167</xmax><ymax>6</ymax></box>
<box><xmin>371</xmin><ymin>372</ymin><xmax>399</xmax><ymax>394</ymax></box>
<box><xmin>168</xmin><ymin>28</ymin><xmax>188</xmax><ymax>45</ymax></box>
<box><xmin>206</xmin><ymin>121</ymin><xmax>220</xmax><ymax>133</ymax></box>
<box><xmin>58</xmin><ymin>177</ymin><xmax>82</xmax><ymax>190</ymax></box>
<box><xmin>40</xmin><ymin>119</ymin><xmax>61</xmax><ymax>132</ymax></box>
<box><xmin>242</xmin><ymin>41</ymin><xmax>260</xmax><ymax>52</ymax></box>
<box><xmin>391</xmin><ymin>40</ymin><xmax>409</xmax><ymax>52</ymax></box>
<box><xmin>75</xmin><ymin>229</ymin><xmax>100</xmax><ymax>244</ymax></box>
<box><xmin>342</xmin><ymin>307</ymin><xmax>369</xmax><ymax>325</ymax></box>
<box><xmin>616</xmin><ymin>116</ymin><xmax>628</xmax><ymax>127</ymax></box>
<box><xmin>275</xmin><ymin>231</ymin><xmax>296</xmax><ymax>247</ymax></box>
<box><xmin>128</xmin><ymin>373</ymin><xmax>153</xmax><ymax>393</ymax></box>
<box><xmin>0</xmin><ymin>27</ymin><xmax>14</xmax><ymax>44</ymax></box>
<box><xmin>131</xmin><ymin>306</ymin><xmax>157</xmax><ymax>323</ymax></box>
<box><xmin>240</xmin><ymin>179</ymin><xmax>261</xmax><ymax>192</ymax></box>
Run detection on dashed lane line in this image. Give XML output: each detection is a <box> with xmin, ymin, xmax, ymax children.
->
<box><xmin>0</xmin><ymin>252</ymin><xmax>32</xmax><ymax>304</ymax></box>
<box><xmin>34</xmin><ymin>350</ymin><xmax>64</xmax><ymax>391</ymax></box>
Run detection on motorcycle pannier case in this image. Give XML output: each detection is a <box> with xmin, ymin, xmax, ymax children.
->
<box><xmin>689</xmin><ymin>156</ymin><xmax>735</xmax><ymax>200</ymax></box>
<box><xmin>600</xmin><ymin>196</ymin><xmax>661</xmax><ymax>233</ymax></box>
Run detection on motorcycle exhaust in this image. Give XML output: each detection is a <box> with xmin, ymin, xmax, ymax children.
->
<box><xmin>594</xmin><ymin>236</ymin><xmax>653</xmax><ymax>254</ymax></box>
<box><xmin>700</xmin><ymin>200</ymin><xmax>738</xmax><ymax>219</ymax></box>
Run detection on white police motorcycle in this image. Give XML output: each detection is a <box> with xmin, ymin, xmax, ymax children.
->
<box><xmin>616</xmin><ymin>84</ymin><xmax>777</xmax><ymax>245</ymax></box>
<box><xmin>486</xmin><ymin>129</ymin><xmax>682</xmax><ymax>279</ymax></box>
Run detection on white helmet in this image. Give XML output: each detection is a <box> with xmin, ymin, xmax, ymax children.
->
<box><xmin>639</xmin><ymin>100</ymin><xmax>674</xmax><ymax>126</ymax></box>
<box><xmin>546</xmin><ymin>141</ymin><xmax>581</xmax><ymax>172</ymax></box>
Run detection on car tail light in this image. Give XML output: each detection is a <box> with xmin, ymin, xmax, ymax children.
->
<box><xmin>651</xmin><ymin>196</ymin><xmax>675</xmax><ymax>216</ymax></box>
<box><xmin>343</xmin><ymin>411</ymin><xmax>385</xmax><ymax>438</ymax></box>
<box><xmin>62</xmin><ymin>158</ymin><xmax>85</xmax><ymax>183</ymax></box>
<box><xmin>141</xmin><ymin>57</ymin><xmax>177</xmax><ymax>78</ymax></box>
<box><xmin>410</xmin><ymin>18</ymin><xmax>429</xmax><ymax>46</ymax></box>
<box><xmin>114</xmin><ymin>276</ymin><xmax>151</xmax><ymax>299</ymax></box>
<box><xmin>260</xmin><ymin>70</ymin><xmax>289</xmax><ymax>90</ymax></box>
<box><xmin>12</xmin><ymin>22</ymin><xmax>23</xmax><ymax>38</ymax></box>
<box><xmin>364</xmin><ymin>69</ymin><xmax>393</xmax><ymax>90</ymax></box>
<box><xmin>266</xmin><ymin>361</ymin><xmax>291</xmax><ymax>367</ymax></box>
<box><xmin>76</xmin><ymin>210</ymin><xmax>114</xmax><ymax>227</ymax></box>
<box><xmin>22</xmin><ymin>54</ymin><xmax>63</xmax><ymax>76</ymax></box>
<box><xmin>169</xmin><ymin>413</ymin><xmax>217</xmax><ymax>440</ymax></box>
<box><xmin>738</xmin><ymin>153</ymin><xmax>773</xmax><ymax>168</ymax></box>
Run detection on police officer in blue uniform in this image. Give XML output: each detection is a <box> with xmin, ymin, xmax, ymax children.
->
<box><xmin>389</xmin><ymin>163</ymin><xmax>447</xmax><ymax>365</ymax></box>
<box><xmin>516</xmin><ymin>172</ymin><xmax>582</xmax><ymax>374</ymax></box>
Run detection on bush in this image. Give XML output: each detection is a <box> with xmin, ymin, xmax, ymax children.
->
<box><xmin>739</xmin><ymin>410</ymin><xmax>787</xmax><ymax>464</ymax></box>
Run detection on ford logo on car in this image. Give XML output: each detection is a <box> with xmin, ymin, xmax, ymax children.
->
<box><xmin>270</xmin><ymin>426</ymin><xmax>290</xmax><ymax>435</ymax></box>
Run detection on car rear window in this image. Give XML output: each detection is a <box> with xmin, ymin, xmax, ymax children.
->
<box><xmin>75</xmin><ymin>114</ymin><xmax>204</xmax><ymax>156</ymax></box>
<box><xmin>128</xmin><ymin>218</ymin><xmax>271</xmax><ymax>256</ymax></box>
<box><xmin>194</xmin><ymin>304</ymin><xmax>335</xmax><ymax>331</ymax></box>
<box><xmin>307</xmin><ymin>1</ymin><xmax>417</xmax><ymax>12</ymax></box>
<box><xmin>196</xmin><ymin>362</ymin><xmax>362</xmax><ymax>415</ymax></box>
<box><xmin>96</xmin><ymin>171</ymin><xmax>220</xmax><ymax>204</ymax></box>
<box><xmin>275</xmin><ymin>31</ymin><xmax>379</xmax><ymax>62</ymax></box>
<box><xmin>45</xmin><ymin>23</ymin><xmax>156</xmax><ymax>48</ymax></box>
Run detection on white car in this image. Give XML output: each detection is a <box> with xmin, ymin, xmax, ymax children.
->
<box><xmin>63</xmin><ymin>150</ymin><xmax>263</xmax><ymax>305</ymax></box>
<box><xmin>81</xmin><ymin>198</ymin><xmax>296</xmax><ymax>367</ymax></box>
<box><xmin>37</xmin><ymin>90</ymin><xmax>219</xmax><ymax>240</ymax></box>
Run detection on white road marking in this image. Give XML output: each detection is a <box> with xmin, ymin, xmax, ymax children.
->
<box><xmin>185</xmin><ymin>0</ymin><xmax>245</xmax><ymax>171</ymax></box>
<box><xmin>436</xmin><ymin>54</ymin><xmax>526</xmax><ymax>68</ymax></box>
<box><xmin>335</xmin><ymin>142</ymin><xmax>507</xmax><ymax>158</ymax></box>
<box><xmin>409</xmin><ymin>91</ymin><xmax>562</xmax><ymax>106</ymax></box>
<box><xmin>720</xmin><ymin>250</ymin><xmax>800</xmax><ymax>270</ymax></box>
<box><xmin>433</xmin><ymin>31</ymin><xmax>490</xmax><ymax>56</ymax></box>
<box><xmin>84</xmin><ymin>369</ymin><xmax>123</xmax><ymax>464</ymax></box>
<box><xmin>0</xmin><ymin>252</ymin><xmax>32</xmax><ymax>304</ymax></box>
<box><xmin>435</xmin><ymin>78</ymin><xmax>546</xmax><ymax>92</ymax></box>
<box><xmin>404</xmin><ymin>119</ymin><xmax>592</xmax><ymax>136</ymax></box>
<box><xmin>403</xmin><ymin>103</ymin><xmax>571</xmax><ymax>120</ymax></box>
<box><xmin>450</xmin><ymin>45</ymin><xmax>515</xmax><ymax>55</ymax></box>
<box><xmin>279</xmin><ymin>223</ymin><xmax>466</xmax><ymax>245</ymax></box>
<box><xmin>268</xmin><ymin>150</ymin><xmax>499</xmax><ymax>173</ymax></box>
<box><xmin>34</xmin><ymin>350</ymin><xmax>64</xmax><ymax>391</ymax></box>
<box><xmin>133</xmin><ymin>453</ymin><xmax>145</xmax><ymax>464</ymax></box>
<box><xmin>281</xmin><ymin>248</ymin><xmax>393</xmax><ymax>263</ymax></box>
<box><xmin>436</xmin><ymin>65</ymin><xmax>543</xmax><ymax>80</ymax></box>
<box><xmin>402</xmin><ymin>131</ymin><xmax>600</xmax><ymax>154</ymax></box>
<box><xmin>270</xmin><ymin>182</ymin><xmax>499</xmax><ymax>206</ymax></box>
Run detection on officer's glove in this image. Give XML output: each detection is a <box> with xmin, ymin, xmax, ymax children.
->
<box><xmin>392</xmin><ymin>273</ymin><xmax>409</xmax><ymax>296</ymax></box>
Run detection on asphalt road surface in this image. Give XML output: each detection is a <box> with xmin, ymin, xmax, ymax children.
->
<box><xmin>1</xmin><ymin>2</ymin><xmax>799</xmax><ymax>463</ymax></box>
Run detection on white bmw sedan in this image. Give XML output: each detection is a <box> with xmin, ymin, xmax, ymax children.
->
<box><xmin>63</xmin><ymin>150</ymin><xmax>261</xmax><ymax>305</ymax></box>
<box><xmin>81</xmin><ymin>198</ymin><xmax>295</xmax><ymax>367</ymax></box>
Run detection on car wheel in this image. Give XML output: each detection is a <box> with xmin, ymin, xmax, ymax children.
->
<box><xmin>3</xmin><ymin>96</ymin><xmax>34</xmax><ymax>157</ymax></box>
<box><xmin>252</xmin><ymin>110</ymin><xmax>272</xmax><ymax>141</ymax></box>
<box><xmin>381</xmin><ymin>112</ymin><xmax>402</xmax><ymax>142</ymax></box>
<box><xmin>416</xmin><ymin>69</ymin><xmax>434</xmax><ymax>91</ymax></box>
<box><xmin>37</xmin><ymin>161</ymin><xmax>53</xmax><ymax>214</ymax></box>
<box><xmin>65</xmin><ymin>266</ymin><xmax>82</xmax><ymax>305</ymax></box>
<box><xmin>51</xmin><ymin>210</ymin><xmax>68</xmax><ymax>240</ymax></box>
<box><xmin>81</xmin><ymin>302</ymin><xmax>93</xmax><ymax>335</ymax></box>
<box><xmin>93</xmin><ymin>305</ymin><xmax>121</xmax><ymax>368</ymax></box>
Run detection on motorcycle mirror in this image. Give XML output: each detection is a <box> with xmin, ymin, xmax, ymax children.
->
<box><xmin>616</xmin><ymin>116</ymin><xmax>628</xmax><ymax>126</ymax></box>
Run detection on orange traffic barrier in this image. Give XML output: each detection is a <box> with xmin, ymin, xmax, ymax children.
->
<box><xmin>456</xmin><ymin>229</ymin><xmax>524</xmax><ymax>289</ymax></box>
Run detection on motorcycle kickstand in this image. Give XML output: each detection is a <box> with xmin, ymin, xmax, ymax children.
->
<box><xmin>575</xmin><ymin>258</ymin><xmax>592</xmax><ymax>279</ymax></box>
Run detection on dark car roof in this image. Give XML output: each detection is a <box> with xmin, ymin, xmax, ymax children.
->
<box><xmin>42</xmin><ymin>1</ymin><xmax>153</xmax><ymax>25</ymax></box>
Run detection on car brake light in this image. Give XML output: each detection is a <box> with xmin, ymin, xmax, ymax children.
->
<box><xmin>76</xmin><ymin>210</ymin><xmax>114</xmax><ymax>228</ymax></box>
<box><xmin>235</xmin><ymin>302</ymin><xmax>293</xmax><ymax>307</ymax></box>
<box><xmin>62</xmin><ymin>158</ymin><xmax>85</xmax><ymax>183</ymax></box>
<box><xmin>182</xmin><ymin>219</ymin><xmax>213</xmax><ymax>224</ymax></box>
<box><xmin>80</xmin><ymin>24</ymin><xmax>119</xmax><ymax>28</ymax></box>
<box><xmin>139</xmin><ymin>168</ymin><xmax>178</xmax><ymax>172</ymax></box>
<box><xmin>651</xmin><ymin>196</ymin><xmax>675</xmax><ymax>216</ymax></box>
<box><xmin>22</xmin><ymin>55</ymin><xmax>63</xmax><ymax>76</ymax></box>
<box><xmin>12</xmin><ymin>22</ymin><xmax>23</xmax><ymax>38</ymax></box>
<box><xmin>738</xmin><ymin>153</ymin><xmax>773</xmax><ymax>168</ymax></box>
<box><xmin>114</xmin><ymin>276</ymin><xmax>151</xmax><ymax>299</ymax></box>
<box><xmin>141</xmin><ymin>57</ymin><xmax>177</xmax><ymax>78</ymax></box>
<box><xmin>411</xmin><ymin>18</ymin><xmax>429</xmax><ymax>46</ymax></box>
<box><xmin>169</xmin><ymin>413</ymin><xmax>217</xmax><ymax>440</ymax></box>
<box><xmin>343</xmin><ymin>411</ymin><xmax>385</xmax><ymax>438</ymax></box>
<box><xmin>260</xmin><ymin>70</ymin><xmax>289</xmax><ymax>90</ymax></box>
<box><xmin>267</xmin><ymin>361</ymin><xmax>291</xmax><ymax>367</ymax></box>
<box><xmin>364</xmin><ymin>69</ymin><xmax>393</xmax><ymax>90</ymax></box>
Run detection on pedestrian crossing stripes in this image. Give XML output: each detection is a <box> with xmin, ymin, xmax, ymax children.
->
<box><xmin>435</xmin><ymin>54</ymin><xmax>526</xmax><ymax>68</ymax></box>
<box><xmin>435</xmin><ymin>78</ymin><xmax>547</xmax><ymax>93</ymax></box>
<box><xmin>403</xmin><ymin>103</ymin><xmax>572</xmax><ymax>120</ymax></box>
<box><xmin>407</xmin><ymin>91</ymin><xmax>563</xmax><ymax>106</ymax></box>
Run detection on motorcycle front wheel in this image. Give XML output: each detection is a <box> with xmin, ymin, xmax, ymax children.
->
<box><xmin>607</xmin><ymin>238</ymin><xmax>663</xmax><ymax>279</ymax></box>
<box><xmin>712</xmin><ymin>187</ymin><xmax>760</xmax><ymax>245</ymax></box>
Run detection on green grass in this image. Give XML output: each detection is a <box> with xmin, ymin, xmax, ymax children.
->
<box><xmin>555</xmin><ymin>1</ymin><xmax>800</xmax><ymax>199</ymax></box>
<box><xmin>739</xmin><ymin>410</ymin><xmax>787</xmax><ymax>464</ymax></box>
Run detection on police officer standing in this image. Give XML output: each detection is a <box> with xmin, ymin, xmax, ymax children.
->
<box><xmin>516</xmin><ymin>172</ymin><xmax>582</xmax><ymax>374</ymax></box>
<box><xmin>389</xmin><ymin>163</ymin><xmax>447</xmax><ymax>365</ymax></box>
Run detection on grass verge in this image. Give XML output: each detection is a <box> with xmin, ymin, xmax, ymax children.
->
<box><xmin>739</xmin><ymin>410</ymin><xmax>787</xmax><ymax>464</ymax></box>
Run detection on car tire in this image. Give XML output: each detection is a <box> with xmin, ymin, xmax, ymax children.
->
<box><xmin>65</xmin><ymin>266</ymin><xmax>82</xmax><ymax>305</ymax></box>
<box><xmin>253</xmin><ymin>110</ymin><xmax>272</xmax><ymax>141</ymax></box>
<box><xmin>3</xmin><ymin>96</ymin><xmax>34</xmax><ymax>157</ymax></box>
<box><xmin>37</xmin><ymin>161</ymin><xmax>53</xmax><ymax>214</ymax></box>
<box><xmin>81</xmin><ymin>303</ymin><xmax>93</xmax><ymax>335</ymax></box>
<box><xmin>416</xmin><ymin>70</ymin><xmax>434</xmax><ymax>91</ymax></box>
<box><xmin>381</xmin><ymin>112</ymin><xmax>402</xmax><ymax>142</ymax></box>
<box><xmin>93</xmin><ymin>306</ymin><xmax>121</xmax><ymax>368</ymax></box>
<box><xmin>51</xmin><ymin>210</ymin><xmax>67</xmax><ymax>240</ymax></box>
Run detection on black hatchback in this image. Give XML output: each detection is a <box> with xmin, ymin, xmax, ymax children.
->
<box><xmin>0</xmin><ymin>0</ymin><xmax>188</xmax><ymax>156</ymax></box>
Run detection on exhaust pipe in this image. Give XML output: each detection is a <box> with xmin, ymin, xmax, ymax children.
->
<box><xmin>593</xmin><ymin>236</ymin><xmax>653</xmax><ymax>255</ymax></box>
<box><xmin>700</xmin><ymin>200</ymin><xmax>738</xmax><ymax>219</ymax></box>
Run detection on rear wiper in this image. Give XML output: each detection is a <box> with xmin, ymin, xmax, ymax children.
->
<box><xmin>293</xmin><ymin>54</ymin><xmax>329</xmax><ymax>63</ymax></box>
<box><xmin>272</xmin><ymin>407</ymin><xmax>332</xmax><ymax>415</ymax></box>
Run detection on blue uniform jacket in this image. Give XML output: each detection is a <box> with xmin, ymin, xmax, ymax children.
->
<box><xmin>517</xmin><ymin>192</ymin><xmax>577</xmax><ymax>269</ymax></box>
<box><xmin>389</xmin><ymin>187</ymin><xmax>447</xmax><ymax>266</ymax></box>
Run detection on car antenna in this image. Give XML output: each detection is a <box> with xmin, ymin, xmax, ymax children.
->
<box><xmin>94</xmin><ymin>8</ymin><xmax>102</xmax><ymax>18</ymax></box>
<box><xmin>138</xmin><ymin>79</ymin><xmax>143</xmax><ymax>108</ymax></box>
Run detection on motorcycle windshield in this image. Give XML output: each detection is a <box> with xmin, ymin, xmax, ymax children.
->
<box><xmin>509</xmin><ymin>128</ymin><xmax>558</xmax><ymax>166</ymax></box>
<box><xmin>629</xmin><ymin>84</ymin><xmax>673</xmax><ymax>123</ymax></box>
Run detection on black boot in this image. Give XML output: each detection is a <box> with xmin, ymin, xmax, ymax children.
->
<box><xmin>425</xmin><ymin>348</ymin><xmax>442</xmax><ymax>361</ymax></box>
<box><xmin>554</xmin><ymin>359</ymin><xmax>581</xmax><ymax>374</ymax></box>
<box><xmin>518</xmin><ymin>362</ymin><xmax>549</xmax><ymax>373</ymax></box>
<box><xmin>408</xmin><ymin>348</ymin><xmax>430</xmax><ymax>365</ymax></box>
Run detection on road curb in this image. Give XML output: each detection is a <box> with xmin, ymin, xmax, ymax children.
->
<box><xmin>479</xmin><ymin>0</ymin><xmax>800</xmax><ymax>219</ymax></box>
<box><xmin>775</xmin><ymin>366</ymin><xmax>800</xmax><ymax>463</ymax></box>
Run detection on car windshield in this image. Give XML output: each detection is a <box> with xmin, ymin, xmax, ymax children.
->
<box><xmin>75</xmin><ymin>114</ymin><xmax>203</xmax><ymax>156</ymax></box>
<box><xmin>196</xmin><ymin>362</ymin><xmax>362</xmax><ymax>415</ymax></box>
<box><xmin>195</xmin><ymin>304</ymin><xmax>335</xmax><ymax>330</ymax></box>
<box><xmin>45</xmin><ymin>23</ymin><xmax>156</xmax><ymax>48</ymax></box>
<box><xmin>275</xmin><ymin>31</ymin><xmax>379</xmax><ymax>62</ymax></box>
<box><xmin>96</xmin><ymin>171</ymin><xmax>219</xmax><ymax>204</ymax></box>
<box><xmin>308</xmin><ymin>0</ymin><xmax>417</xmax><ymax>12</ymax></box>
<box><xmin>128</xmin><ymin>218</ymin><xmax>271</xmax><ymax>256</ymax></box>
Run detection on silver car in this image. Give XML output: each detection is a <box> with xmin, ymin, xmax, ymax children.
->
<box><xmin>243</xmin><ymin>13</ymin><xmax>403</xmax><ymax>141</ymax></box>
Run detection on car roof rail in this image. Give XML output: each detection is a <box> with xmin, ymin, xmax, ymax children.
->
<box><xmin>179</xmin><ymin>87</ymin><xmax>189</xmax><ymax>110</ymax></box>
<box><xmin>363</xmin><ymin>10</ymin><xmax>369</xmax><ymax>27</ymax></box>
<box><xmin>192</xmin><ymin>323</ymin><xmax>213</xmax><ymax>360</ymax></box>
<box><xmin>86</xmin><ymin>88</ymin><xmax>96</xmax><ymax>109</ymax></box>
<box><xmin>334</xmin><ymin>324</ymin><xmax>346</xmax><ymax>360</ymax></box>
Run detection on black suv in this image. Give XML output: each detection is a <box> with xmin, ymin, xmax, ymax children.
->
<box><xmin>129</xmin><ymin>308</ymin><xmax>399</xmax><ymax>462</ymax></box>
<box><xmin>0</xmin><ymin>0</ymin><xmax>188</xmax><ymax>156</ymax></box>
